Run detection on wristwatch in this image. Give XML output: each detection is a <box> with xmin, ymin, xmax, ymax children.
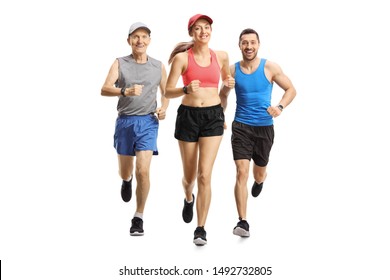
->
<box><xmin>183</xmin><ymin>86</ymin><xmax>188</xmax><ymax>94</ymax></box>
<box><xmin>120</xmin><ymin>87</ymin><xmax>126</xmax><ymax>97</ymax></box>
<box><xmin>277</xmin><ymin>104</ymin><xmax>284</xmax><ymax>111</ymax></box>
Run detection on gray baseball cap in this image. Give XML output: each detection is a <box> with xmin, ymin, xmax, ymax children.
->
<box><xmin>128</xmin><ymin>22</ymin><xmax>151</xmax><ymax>36</ymax></box>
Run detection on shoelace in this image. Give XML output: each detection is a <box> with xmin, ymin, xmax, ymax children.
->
<box><xmin>194</xmin><ymin>227</ymin><xmax>205</xmax><ymax>237</ymax></box>
<box><xmin>238</xmin><ymin>220</ymin><xmax>249</xmax><ymax>230</ymax></box>
<box><xmin>132</xmin><ymin>218</ymin><xmax>142</xmax><ymax>228</ymax></box>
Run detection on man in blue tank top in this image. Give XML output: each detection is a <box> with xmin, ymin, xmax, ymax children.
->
<box><xmin>219</xmin><ymin>28</ymin><xmax>296</xmax><ymax>237</ymax></box>
<box><xmin>101</xmin><ymin>22</ymin><xmax>169</xmax><ymax>236</ymax></box>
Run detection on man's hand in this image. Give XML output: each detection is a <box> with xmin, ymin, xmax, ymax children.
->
<box><xmin>267</xmin><ymin>106</ymin><xmax>282</xmax><ymax>118</ymax></box>
<box><xmin>128</xmin><ymin>84</ymin><xmax>144</xmax><ymax>96</ymax></box>
<box><xmin>155</xmin><ymin>107</ymin><xmax>166</xmax><ymax>120</ymax></box>
<box><xmin>223</xmin><ymin>75</ymin><xmax>235</xmax><ymax>89</ymax></box>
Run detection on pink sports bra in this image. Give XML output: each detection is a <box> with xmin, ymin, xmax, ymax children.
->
<box><xmin>182</xmin><ymin>48</ymin><xmax>220</xmax><ymax>88</ymax></box>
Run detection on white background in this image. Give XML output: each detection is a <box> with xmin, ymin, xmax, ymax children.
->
<box><xmin>1</xmin><ymin>0</ymin><xmax>389</xmax><ymax>279</ymax></box>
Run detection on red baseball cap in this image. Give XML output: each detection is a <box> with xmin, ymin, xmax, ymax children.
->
<box><xmin>188</xmin><ymin>14</ymin><xmax>213</xmax><ymax>30</ymax></box>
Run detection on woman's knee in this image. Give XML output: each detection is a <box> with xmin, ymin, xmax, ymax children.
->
<box><xmin>197</xmin><ymin>171</ymin><xmax>212</xmax><ymax>186</ymax></box>
<box><xmin>182</xmin><ymin>175</ymin><xmax>196</xmax><ymax>188</ymax></box>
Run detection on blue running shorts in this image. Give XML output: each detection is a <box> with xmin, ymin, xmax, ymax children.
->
<box><xmin>114</xmin><ymin>114</ymin><xmax>159</xmax><ymax>156</ymax></box>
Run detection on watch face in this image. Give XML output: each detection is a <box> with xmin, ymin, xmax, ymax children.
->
<box><xmin>183</xmin><ymin>86</ymin><xmax>188</xmax><ymax>94</ymax></box>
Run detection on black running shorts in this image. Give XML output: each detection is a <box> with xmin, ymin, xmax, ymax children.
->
<box><xmin>231</xmin><ymin>121</ymin><xmax>274</xmax><ymax>167</ymax></box>
<box><xmin>174</xmin><ymin>104</ymin><xmax>224</xmax><ymax>142</ymax></box>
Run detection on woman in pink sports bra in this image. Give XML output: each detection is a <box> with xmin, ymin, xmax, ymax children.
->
<box><xmin>165</xmin><ymin>14</ymin><xmax>235</xmax><ymax>246</ymax></box>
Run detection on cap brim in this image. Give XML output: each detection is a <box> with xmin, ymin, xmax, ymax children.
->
<box><xmin>188</xmin><ymin>14</ymin><xmax>213</xmax><ymax>30</ymax></box>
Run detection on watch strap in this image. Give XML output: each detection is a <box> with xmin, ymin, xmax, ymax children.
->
<box><xmin>120</xmin><ymin>87</ymin><xmax>126</xmax><ymax>97</ymax></box>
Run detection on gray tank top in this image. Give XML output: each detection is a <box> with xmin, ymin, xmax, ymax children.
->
<box><xmin>116</xmin><ymin>55</ymin><xmax>162</xmax><ymax>116</ymax></box>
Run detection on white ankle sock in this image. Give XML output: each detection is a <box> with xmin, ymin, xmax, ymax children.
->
<box><xmin>134</xmin><ymin>212</ymin><xmax>143</xmax><ymax>219</ymax></box>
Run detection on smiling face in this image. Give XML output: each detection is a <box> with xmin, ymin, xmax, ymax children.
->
<box><xmin>127</xmin><ymin>28</ymin><xmax>151</xmax><ymax>55</ymax></box>
<box><xmin>239</xmin><ymin>33</ymin><xmax>259</xmax><ymax>62</ymax></box>
<box><xmin>189</xmin><ymin>19</ymin><xmax>212</xmax><ymax>43</ymax></box>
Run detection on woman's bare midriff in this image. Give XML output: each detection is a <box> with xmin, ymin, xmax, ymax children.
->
<box><xmin>181</xmin><ymin>87</ymin><xmax>221</xmax><ymax>107</ymax></box>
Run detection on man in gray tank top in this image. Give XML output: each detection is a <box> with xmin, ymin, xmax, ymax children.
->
<box><xmin>101</xmin><ymin>22</ymin><xmax>169</xmax><ymax>236</ymax></box>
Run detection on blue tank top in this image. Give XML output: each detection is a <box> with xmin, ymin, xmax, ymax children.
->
<box><xmin>234</xmin><ymin>58</ymin><xmax>273</xmax><ymax>126</ymax></box>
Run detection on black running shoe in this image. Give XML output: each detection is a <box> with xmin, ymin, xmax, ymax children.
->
<box><xmin>251</xmin><ymin>181</ymin><xmax>263</xmax><ymax>197</ymax></box>
<box><xmin>193</xmin><ymin>226</ymin><xmax>207</xmax><ymax>246</ymax></box>
<box><xmin>121</xmin><ymin>178</ymin><xmax>132</xmax><ymax>202</ymax></box>
<box><xmin>233</xmin><ymin>218</ymin><xmax>250</xmax><ymax>237</ymax></box>
<box><xmin>182</xmin><ymin>194</ymin><xmax>195</xmax><ymax>223</ymax></box>
<box><xmin>130</xmin><ymin>217</ymin><xmax>144</xmax><ymax>236</ymax></box>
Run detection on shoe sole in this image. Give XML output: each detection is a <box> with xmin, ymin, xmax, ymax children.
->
<box><xmin>130</xmin><ymin>231</ymin><xmax>144</xmax><ymax>236</ymax></box>
<box><xmin>193</xmin><ymin>238</ymin><xmax>207</xmax><ymax>246</ymax></box>
<box><xmin>233</xmin><ymin>227</ymin><xmax>250</xmax><ymax>237</ymax></box>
